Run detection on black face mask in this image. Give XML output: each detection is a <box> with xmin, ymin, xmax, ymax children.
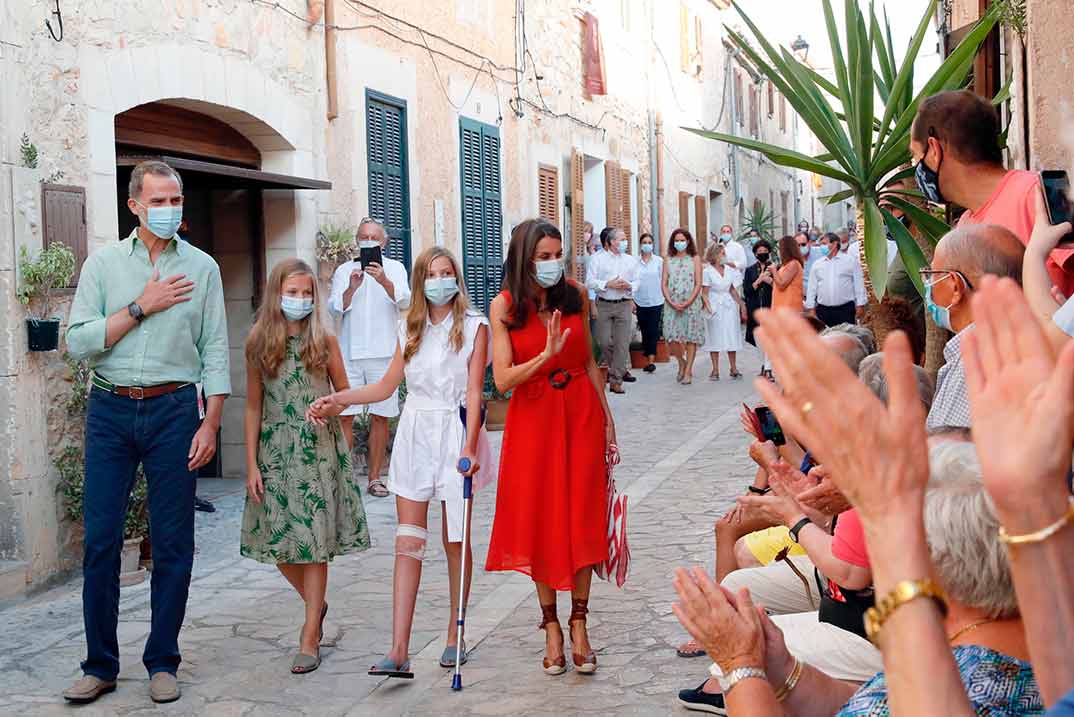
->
<box><xmin>756</xmin><ymin>252</ymin><xmax>770</xmax><ymax>263</ymax></box>
<box><xmin>914</xmin><ymin>143</ymin><xmax>946</xmax><ymax>205</ymax></box>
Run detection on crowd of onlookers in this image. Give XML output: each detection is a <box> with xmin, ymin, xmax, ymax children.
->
<box><xmin>669</xmin><ymin>89</ymin><xmax>1074</xmax><ymax>716</ymax></box>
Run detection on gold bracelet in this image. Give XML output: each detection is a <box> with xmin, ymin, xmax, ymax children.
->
<box><xmin>999</xmin><ymin>496</ymin><xmax>1074</xmax><ymax>545</ymax></box>
<box><xmin>864</xmin><ymin>578</ymin><xmax>947</xmax><ymax>644</ymax></box>
<box><xmin>773</xmin><ymin>658</ymin><xmax>803</xmax><ymax>701</ymax></box>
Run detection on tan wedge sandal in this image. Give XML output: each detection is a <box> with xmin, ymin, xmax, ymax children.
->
<box><xmin>569</xmin><ymin>599</ymin><xmax>597</xmax><ymax>674</ymax></box>
<box><xmin>539</xmin><ymin>603</ymin><xmax>567</xmax><ymax>676</ymax></box>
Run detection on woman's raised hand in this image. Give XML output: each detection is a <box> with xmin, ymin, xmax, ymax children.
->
<box><xmin>543</xmin><ymin>309</ymin><xmax>571</xmax><ymax>359</ymax></box>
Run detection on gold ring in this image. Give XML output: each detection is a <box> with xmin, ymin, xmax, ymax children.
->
<box><xmin>801</xmin><ymin>401</ymin><xmax>814</xmax><ymax>415</ymax></box>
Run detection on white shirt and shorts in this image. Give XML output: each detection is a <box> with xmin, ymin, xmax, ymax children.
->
<box><xmin>328</xmin><ymin>257</ymin><xmax>412</xmax><ymax>418</ymax></box>
<box><xmin>387</xmin><ymin>311</ymin><xmax>496</xmax><ymax>542</ymax></box>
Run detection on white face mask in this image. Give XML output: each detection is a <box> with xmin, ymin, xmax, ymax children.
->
<box><xmin>281</xmin><ymin>296</ymin><xmax>314</xmax><ymax>321</ymax></box>
<box><xmin>423</xmin><ymin>276</ymin><xmax>459</xmax><ymax>306</ymax></box>
<box><xmin>358</xmin><ymin>240</ymin><xmax>380</xmax><ymax>249</ymax></box>
<box><xmin>534</xmin><ymin>259</ymin><xmax>564</xmax><ymax>288</ymax></box>
<box><xmin>617</xmin><ymin>239</ymin><xmax>628</xmax><ymax>254</ymax></box>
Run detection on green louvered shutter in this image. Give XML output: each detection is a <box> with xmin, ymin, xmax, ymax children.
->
<box><xmin>459</xmin><ymin>117</ymin><xmax>503</xmax><ymax>314</ymax></box>
<box><xmin>366</xmin><ymin>91</ymin><xmax>411</xmax><ymax>272</ymax></box>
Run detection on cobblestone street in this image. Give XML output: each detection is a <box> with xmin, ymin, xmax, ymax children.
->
<box><xmin>0</xmin><ymin>349</ymin><xmax>763</xmax><ymax>716</ymax></box>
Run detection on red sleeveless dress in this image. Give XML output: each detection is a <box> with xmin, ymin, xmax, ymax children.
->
<box><xmin>484</xmin><ymin>290</ymin><xmax>609</xmax><ymax>590</ymax></box>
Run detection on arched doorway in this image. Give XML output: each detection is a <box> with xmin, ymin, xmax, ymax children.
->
<box><xmin>113</xmin><ymin>101</ymin><xmax>330</xmax><ymax>478</ymax></box>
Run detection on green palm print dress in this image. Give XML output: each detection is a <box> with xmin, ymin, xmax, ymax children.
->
<box><xmin>241</xmin><ymin>336</ymin><xmax>370</xmax><ymax>564</ymax></box>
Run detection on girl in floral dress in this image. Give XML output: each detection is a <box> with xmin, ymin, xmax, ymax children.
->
<box><xmin>662</xmin><ymin>228</ymin><xmax>706</xmax><ymax>384</ymax></box>
<box><xmin>241</xmin><ymin>258</ymin><xmax>369</xmax><ymax>675</ymax></box>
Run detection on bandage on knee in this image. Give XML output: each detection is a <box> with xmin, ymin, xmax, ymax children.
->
<box><xmin>396</xmin><ymin>524</ymin><xmax>427</xmax><ymax>561</ymax></box>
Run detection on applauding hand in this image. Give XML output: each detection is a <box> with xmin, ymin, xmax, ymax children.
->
<box><xmin>752</xmin><ymin>309</ymin><xmax>929</xmax><ymax>529</ymax></box>
<box><xmin>673</xmin><ymin>567</ymin><xmax>765</xmax><ymax>673</ymax></box>
<box><xmin>963</xmin><ymin>276</ymin><xmax>1074</xmax><ymax>528</ymax></box>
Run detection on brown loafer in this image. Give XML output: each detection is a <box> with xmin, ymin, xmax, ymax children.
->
<box><xmin>149</xmin><ymin>672</ymin><xmax>180</xmax><ymax>704</ymax></box>
<box><xmin>62</xmin><ymin>675</ymin><xmax>117</xmax><ymax>703</ymax></box>
<box><xmin>609</xmin><ymin>383</ymin><xmax>625</xmax><ymax>394</ymax></box>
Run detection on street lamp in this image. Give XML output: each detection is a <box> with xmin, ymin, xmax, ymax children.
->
<box><xmin>790</xmin><ymin>35</ymin><xmax>809</xmax><ymax>60</ymax></box>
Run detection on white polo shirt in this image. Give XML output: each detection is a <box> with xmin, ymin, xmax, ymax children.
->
<box><xmin>328</xmin><ymin>257</ymin><xmax>412</xmax><ymax>360</ymax></box>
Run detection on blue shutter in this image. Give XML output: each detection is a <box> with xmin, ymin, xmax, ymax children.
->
<box><xmin>459</xmin><ymin>117</ymin><xmax>503</xmax><ymax>315</ymax></box>
<box><xmin>366</xmin><ymin>91</ymin><xmax>411</xmax><ymax>272</ymax></box>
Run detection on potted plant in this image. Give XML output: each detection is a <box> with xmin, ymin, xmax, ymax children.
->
<box><xmin>17</xmin><ymin>243</ymin><xmax>76</xmax><ymax>351</ymax></box>
<box><xmin>315</xmin><ymin>223</ymin><xmax>357</xmax><ymax>282</ymax></box>
<box><xmin>57</xmin><ymin>448</ymin><xmax>149</xmax><ymax>587</ymax></box>
<box><xmin>350</xmin><ymin>380</ymin><xmax>405</xmax><ymax>475</ymax></box>
<box><xmin>629</xmin><ymin>340</ymin><xmax>649</xmax><ymax>369</ymax></box>
<box><xmin>483</xmin><ymin>367</ymin><xmax>511</xmax><ymax>431</ymax></box>
<box><xmin>655</xmin><ymin>338</ymin><xmax>670</xmax><ymax>363</ymax></box>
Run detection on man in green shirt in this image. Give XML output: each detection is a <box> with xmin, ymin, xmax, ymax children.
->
<box><xmin>62</xmin><ymin>161</ymin><xmax>230</xmax><ymax>706</ymax></box>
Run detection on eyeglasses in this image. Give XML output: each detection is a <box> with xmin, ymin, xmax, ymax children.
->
<box><xmin>918</xmin><ymin>268</ymin><xmax>974</xmax><ymax>291</ymax></box>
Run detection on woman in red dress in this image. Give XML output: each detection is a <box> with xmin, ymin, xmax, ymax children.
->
<box><xmin>485</xmin><ymin>218</ymin><xmax>617</xmax><ymax>676</ymax></box>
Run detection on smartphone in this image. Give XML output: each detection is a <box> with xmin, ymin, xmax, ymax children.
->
<box><xmin>359</xmin><ymin>245</ymin><xmax>383</xmax><ymax>269</ymax></box>
<box><xmin>1042</xmin><ymin>172</ymin><xmax>1074</xmax><ymax>242</ymax></box>
<box><xmin>753</xmin><ymin>406</ymin><xmax>786</xmax><ymax>446</ymax></box>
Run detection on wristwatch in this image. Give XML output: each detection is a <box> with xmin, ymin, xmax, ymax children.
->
<box><xmin>127</xmin><ymin>302</ymin><xmax>146</xmax><ymax>322</ymax></box>
<box><xmin>788</xmin><ymin>516</ymin><xmax>813</xmax><ymax>543</ymax></box>
<box><xmin>717</xmin><ymin>666</ymin><xmax>768</xmax><ymax>694</ymax></box>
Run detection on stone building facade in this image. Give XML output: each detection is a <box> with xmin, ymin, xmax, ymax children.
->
<box><xmin>940</xmin><ymin>0</ymin><xmax>1074</xmax><ymax>173</ymax></box>
<box><xmin>0</xmin><ymin>0</ymin><xmax>815</xmax><ymax>597</ymax></box>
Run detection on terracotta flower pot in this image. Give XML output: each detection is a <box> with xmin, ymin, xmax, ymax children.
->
<box><xmin>629</xmin><ymin>349</ymin><xmax>649</xmax><ymax>369</ymax></box>
<box><xmin>655</xmin><ymin>340</ymin><xmax>671</xmax><ymax>363</ymax></box>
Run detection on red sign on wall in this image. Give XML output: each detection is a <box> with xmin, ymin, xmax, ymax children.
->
<box><xmin>582</xmin><ymin>12</ymin><xmax>607</xmax><ymax>98</ymax></box>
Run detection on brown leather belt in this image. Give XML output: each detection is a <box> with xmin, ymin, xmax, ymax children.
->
<box><xmin>91</xmin><ymin>375</ymin><xmax>191</xmax><ymax>400</ymax></box>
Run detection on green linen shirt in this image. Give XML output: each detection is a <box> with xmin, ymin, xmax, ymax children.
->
<box><xmin>66</xmin><ymin>230</ymin><xmax>231</xmax><ymax>396</ymax></box>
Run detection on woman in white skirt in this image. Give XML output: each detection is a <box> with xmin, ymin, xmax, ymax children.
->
<box><xmin>700</xmin><ymin>242</ymin><xmax>747</xmax><ymax>380</ymax></box>
<box><xmin>307</xmin><ymin>246</ymin><xmax>493</xmax><ymax>679</ymax></box>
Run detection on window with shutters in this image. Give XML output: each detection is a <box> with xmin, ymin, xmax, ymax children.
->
<box><xmin>694</xmin><ymin>195</ymin><xmax>708</xmax><ymax>259</ymax></box>
<box><xmin>620</xmin><ymin>168</ymin><xmax>633</xmax><ymax>247</ymax></box>
<box><xmin>41</xmin><ymin>183</ymin><xmax>87</xmax><ymax>286</ymax></box>
<box><xmin>679</xmin><ymin>192</ymin><xmax>691</xmax><ymax>235</ymax></box>
<box><xmin>459</xmin><ymin>117</ymin><xmax>503</xmax><ymax>314</ymax></box>
<box><xmin>366</xmin><ymin>90</ymin><xmax>412</xmax><ymax>271</ymax></box>
<box><xmin>537</xmin><ymin>165</ymin><xmax>560</xmax><ymax>226</ymax></box>
<box><xmin>679</xmin><ymin>4</ymin><xmax>702</xmax><ymax>78</ymax></box>
<box><xmin>767</xmin><ymin>82</ymin><xmax>775</xmax><ymax>117</ymax></box>
<box><xmin>734</xmin><ymin>71</ymin><xmax>744</xmax><ymax>125</ymax></box>
<box><xmin>749</xmin><ymin>86</ymin><xmax>759</xmax><ymax>137</ymax></box>
<box><xmin>780</xmin><ymin>94</ymin><xmax>787</xmax><ymax>133</ymax></box>
<box><xmin>781</xmin><ymin>191</ymin><xmax>790</xmax><ymax>236</ymax></box>
<box><xmin>570</xmin><ymin>149</ymin><xmax>586</xmax><ymax>282</ymax></box>
<box><xmin>605</xmin><ymin>160</ymin><xmax>623</xmax><ymax>238</ymax></box>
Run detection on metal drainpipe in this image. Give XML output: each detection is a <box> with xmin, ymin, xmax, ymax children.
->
<box><xmin>728</xmin><ymin>49</ymin><xmax>740</xmax><ymax>210</ymax></box>
<box><xmin>655</xmin><ymin>112</ymin><xmax>666</xmax><ymax>242</ymax></box>
<box><xmin>649</xmin><ymin>110</ymin><xmax>659</xmax><ymax>243</ymax></box>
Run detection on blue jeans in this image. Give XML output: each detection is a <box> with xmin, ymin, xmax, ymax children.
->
<box><xmin>81</xmin><ymin>384</ymin><xmax>200</xmax><ymax>680</ymax></box>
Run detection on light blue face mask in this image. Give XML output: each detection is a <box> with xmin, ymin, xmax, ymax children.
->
<box><xmin>817</xmin><ymin>245</ymin><xmax>830</xmax><ymax>257</ymax></box>
<box><xmin>924</xmin><ymin>276</ymin><xmax>955</xmax><ymax>331</ymax></box>
<box><xmin>534</xmin><ymin>259</ymin><xmax>563</xmax><ymax>288</ymax></box>
<box><xmin>617</xmin><ymin>240</ymin><xmax>629</xmax><ymax>254</ymax></box>
<box><xmin>424</xmin><ymin>276</ymin><xmax>459</xmax><ymax>306</ymax></box>
<box><xmin>280</xmin><ymin>296</ymin><xmax>314</xmax><ymax>321</ymax></box>
<box><xmin>135</xmin><ymin>201</ymin><xmax>183</xmax><ymax>240</ymax></box>
<box><xmin>719</xmin><ymin>232</ymin><xmax>733</xmax><ymax>243</ymax></box>
<box><xmin>674</xmin><ymin>241</ymin><xmax>688</xmax><ymax>253</ymax></box>
<box><xmin>640</xmin><ymin>243</ymin><xmax>654</xmax><ymax>254</ymax></box>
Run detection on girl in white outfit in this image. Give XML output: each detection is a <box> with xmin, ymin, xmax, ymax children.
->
<box><xmin>700</xmin><ymin>242</ymin><xmax>747</xmax><ymax>380</ymax></box>
<box><xmin>307</xmin><ymin>246</ymin><xmax>493</xmax><ymax>679</ymax></box>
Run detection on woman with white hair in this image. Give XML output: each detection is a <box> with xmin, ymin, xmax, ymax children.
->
<box><xmin>672</xmin><ymin>440</ymin><xmax>1043</xmax><ymax>716</ymax></box>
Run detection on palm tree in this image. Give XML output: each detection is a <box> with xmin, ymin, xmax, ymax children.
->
<box><xmin>689</xmin><ymin>0</ymin><xmax>999</xmax><ymax>299</ymax></box>
<box><xmin>740</xmin><ymin>202</ymin><xmax>779</xmax><ymax>243</ymax></box>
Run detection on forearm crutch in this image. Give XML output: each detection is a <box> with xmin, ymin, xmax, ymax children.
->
<box><xmin>451</xmin><ymin>455</ymin><xmax>473</xmax><ymax>691</ymax></box>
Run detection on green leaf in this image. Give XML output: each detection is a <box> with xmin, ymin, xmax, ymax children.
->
<box><xmin>683</xmin><ymin>127</ymin><xmax>858</xmax><ymax>184</ymax></box>
<box><xmin>883</xmin><ymin>195</ymin><xmax>951</xmax><ymax>245</ymax></box>
<box><xmin>883</xmin><ymin>209</ymin><xmax>930</xmax><ymax>297</ymax></box>
<box><xmin>818</xmin><ymin>0</ymin><xmax>853</xmax><ymax>129</ymax></box>
<box><xmin>863</xmin><ymin>198</ymin><xmax>889</xmax><ymax>297</ymax></box>
<box><xmin>992</xmin><ymin>72</ymin><xmax>1013</xmax><ymax>106</ymax></box>
<box><xmin>875</xmin><ymin>5</ymin><xmax>999</xmax><ymax>166</ymax></box>
<box><xmin>873</xmin><ymin>0</ymin><xmax>936</xmax><ymax>152</ymax></box>
<box><xmin>821</xmin><ymin>189</ymin><xmax>855</xmax><ymax>206</ymax></box>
